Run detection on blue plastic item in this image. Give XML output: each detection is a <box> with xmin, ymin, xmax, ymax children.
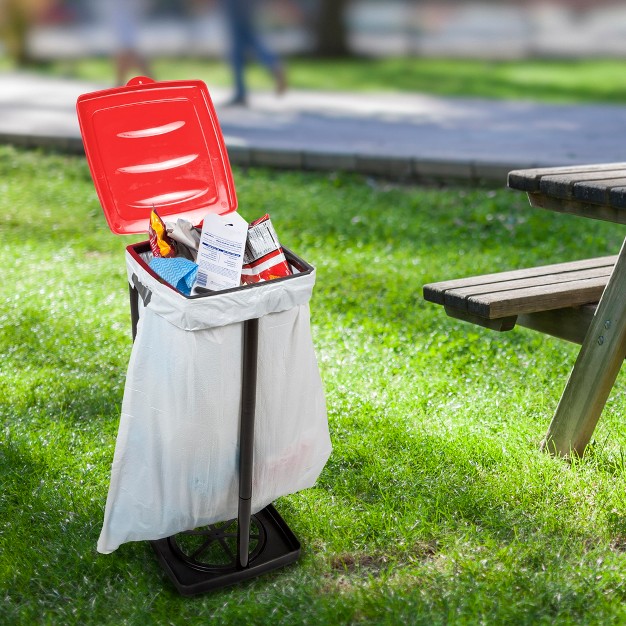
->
<box><xmin>149</xmin><ymin>257</ymin><xmax>198</xmax><ymax>295</ymax></box>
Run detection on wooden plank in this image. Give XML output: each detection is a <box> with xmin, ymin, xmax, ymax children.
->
<box><xmin>539</xmin><ymin>170</ymin><xmax>626</xmax><ymax>201</ymax></box>
<box><xmin>443</xmin><ymin>264</ymin><xmax>613</xmax><ymax>314</ymax></box>
<box><xmin>422</xmin><ymin>255</ymin><xmax>616</xmax><ymax>306</ymax></box>
<box><xmin>608</xmin><ymin>186</ymin><xmax>626</xmax><ymax>209</ymax></box>
<box><xmin>443</xmin><ymin>306</ymin><xmax>517</xmax><ymax>332</ymax></box>
<box><xmin>444</xmin><ymin>304</ymin><xmax>596</xmax><ymax>342</ymax></box>
<box><xmin>543</xmin><ymin>236</ymin><xmax>626</xmax><ymax>457</ymax></box>
<box><xmin>466</xmin><ymin>275</ymin><xmax>609</xmax><ymax>319</ymax></box>
<box><xmin>528</xmin><ymin>192</ymin><xmax>626</xmax><ymax>224</ymax></box>
<box><xmin>517</xmin><ymin>305</ymin><xmax>596</xmax><ymax>345</ymax></box>
<box><xmin>507</xmin><ymin>163</ymin><xmax>626</xmax><ymax>193</ymax></box>
<box><xmin>572</xmin><ymin>177</ymin><xmax>626</xmax><ymax>205</ymax></box>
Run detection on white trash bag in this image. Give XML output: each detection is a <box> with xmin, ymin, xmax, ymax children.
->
<box><xmin>97</xmin><ymin>250</ymin><xmax>331</xmax><ymax>554</ymax></box>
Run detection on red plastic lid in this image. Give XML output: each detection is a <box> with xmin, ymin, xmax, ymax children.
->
<box><xmin>76</xmin><ymin>76</ymin><xmax>237</xmax><ymax>235</ymax></box>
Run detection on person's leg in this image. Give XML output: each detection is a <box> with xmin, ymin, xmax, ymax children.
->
<box><xmin>238</xmin><ymin>3</ymin><xmax>286</xmax><ymax>95</ymax></box>
<box><xmin>223</xmin><ymin>0</ymin><xmax>286</xmax><ymax>102</ymax></box>
<box><xmin>243</xmin><ymin>20</ymin><xmax>286</xmax><ymax>95</ymax></box>
<box><xmin>223</xmin><ymin>0</ymin><xmax>248</xmax><ymax>104</ymax></box>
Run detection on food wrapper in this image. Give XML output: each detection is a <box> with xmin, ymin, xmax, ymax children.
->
<box><xmin>241</xmin><ymin>214</ymin><xmax>292</xmax><ymax>285</ymax></box>
<box><xmin>149</xmin><ymin>209</ymin><xmax>177</xmax><ymax>258</ymax></box>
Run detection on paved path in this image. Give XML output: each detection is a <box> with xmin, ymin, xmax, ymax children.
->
<box><xmin>2</xmin><ymin>71</ymin><xmax>626</xmax><ymax>185</ymax></box>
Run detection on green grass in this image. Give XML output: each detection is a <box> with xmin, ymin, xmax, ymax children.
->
<box><xmin>3</xmin><ymin>145</ymin><xmax>626</xmax><ymax>623</ymax></box>
<box><xmin>27</xmin><ymin>55</ymin><xmax>626</xmax><ymax>104</ymax></box>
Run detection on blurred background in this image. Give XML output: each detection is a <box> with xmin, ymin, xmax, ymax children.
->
<box><xmin>2</xmin><ymin>0</ymin><xmax>626</xmax><ymax>69</ymax></box>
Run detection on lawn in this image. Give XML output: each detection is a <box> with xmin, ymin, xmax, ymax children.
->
<box><xmin>22</xmin><ymin>55</ymin><xmax>626</xmax><ymax>104</ymax></box>
<box><xmin>3</xmin><ymin>145</ymin><xmax>626</xmax><ymax>624</ymax></box>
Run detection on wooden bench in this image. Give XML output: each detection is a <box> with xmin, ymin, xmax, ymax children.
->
<box><xmin>423</xmin><ymin>162</ymin><xmax>626</xmax><ymax>457</ymax></box>
<box><xmin>423</xmin><ymin>255</ymin><xmax>617</xmax><ymax>345</ymax></box>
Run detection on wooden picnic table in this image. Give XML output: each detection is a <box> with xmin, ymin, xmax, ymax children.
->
<box><xmin>508</xmin><ymin>163</ymin><xmax>626</xmax><ymax>456</ymax></box>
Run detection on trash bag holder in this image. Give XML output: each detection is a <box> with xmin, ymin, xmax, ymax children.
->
<box><xmin>77</xmin><ymin>78</ymin><xmax>327</xmax><ymax>596</ymax></box>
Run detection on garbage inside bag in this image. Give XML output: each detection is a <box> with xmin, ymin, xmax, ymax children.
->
<box><xmin>149</xmin><ymin>211</ymin><xmax>293</xmax><ymax>296</ymax></box>
<box><xmin>242</xmin><ymin>214</ymin><xmax>292</xmax><ymax>285</ymax></box>
<box><xmin>149</xmin><ymin>257</ymin><xmax>198</xmax><ymax>296</ymax></box>
<box><xmin>149</xmin><ymin>209</ymin><xmax>177</xmax><ymax>258</ymax></box>
<box><xmin>167</xmin><ymin>218</ymin><xmax>201</xmax><ymax>261</ymax></box>
<box><xmin>194</xmin><ymin>212</ymin><xmax>248</xmax><ymax>292</ymax></box>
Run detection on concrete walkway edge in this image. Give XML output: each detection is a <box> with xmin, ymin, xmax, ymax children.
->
<box><xmin>1</xmin><ymin>72</ymin><xmax>625</xmax><ymax>187</ymax></box>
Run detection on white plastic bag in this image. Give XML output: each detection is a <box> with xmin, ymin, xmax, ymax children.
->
<box><xmin>97</xmin><ymin>249</ymin><xmax>331</xmax><ymax>554</ymax></box>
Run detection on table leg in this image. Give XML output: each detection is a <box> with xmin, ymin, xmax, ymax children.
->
<box><xmin>544</xmin><ymin>236</ymin><xmax>626</xmax><ymax>456</ymax></box>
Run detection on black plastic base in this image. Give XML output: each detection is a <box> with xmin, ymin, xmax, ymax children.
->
<box><xmin>151</xmin><ymin>504</ymin><xmax>300</xmax><ymax>596</ymax></box>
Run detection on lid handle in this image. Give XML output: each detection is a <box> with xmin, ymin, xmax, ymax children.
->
<box><xmin>126</xmin><ymin>76</ymin><xmax>156</xmax><ymax>87</ymax></box>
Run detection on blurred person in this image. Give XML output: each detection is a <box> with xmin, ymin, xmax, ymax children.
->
<box><xmin>106</xmin><ymin>0</ymin><xmax>152</xmax><ymax>85</ymax></box>
<box><xmin>219</xmin><ymin>0</ymin><xmax>287</xmax><ymax>106</ymax></box>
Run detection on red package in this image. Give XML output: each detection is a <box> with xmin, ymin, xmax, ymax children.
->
<box><xmin>148</xmin><ymin>209</ymin><xmax>177</xmax><ymax>258</ymax></box>
<box><xmin>241</xmin><ymin>214</ymin><xmax>292</xmax><ymax>285</ymax></box>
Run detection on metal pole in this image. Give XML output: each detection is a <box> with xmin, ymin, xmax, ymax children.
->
<box><xmin>237</xmin><ymin>318</ymin><xmax>259</xmax><ymax>568</ymax></box>
<box><xmin>129</xmin><ymin>284</ymin><xmax>140</xmax><ymax>341</ymax></box>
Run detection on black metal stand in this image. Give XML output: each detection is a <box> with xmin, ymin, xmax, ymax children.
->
<box><xmin>129</xmin><ymin>285</ymin><xmax>301</xmax><ymax>596</ymax></box>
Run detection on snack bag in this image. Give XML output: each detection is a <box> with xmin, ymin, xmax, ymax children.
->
<box><xmin>148</xmin><ymin>209</ymin><xmax>177</xmax><ymax>258</ymax></box>
<box><xmin>241</xmin><ymin>214</ymin><xmax>292</xmax><ymax>285</ymax></box>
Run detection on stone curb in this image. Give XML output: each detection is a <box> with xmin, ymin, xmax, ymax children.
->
<box><xmin>0</xmin><ymin>131</ymin><xmax>538</xmax><ymax>186</ymax></box>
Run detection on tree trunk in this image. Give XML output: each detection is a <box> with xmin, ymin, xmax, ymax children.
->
<box><xmin>313</xmin><ymin>0</ymin><xmax>350</xmax><ymax>57</ymax></box>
